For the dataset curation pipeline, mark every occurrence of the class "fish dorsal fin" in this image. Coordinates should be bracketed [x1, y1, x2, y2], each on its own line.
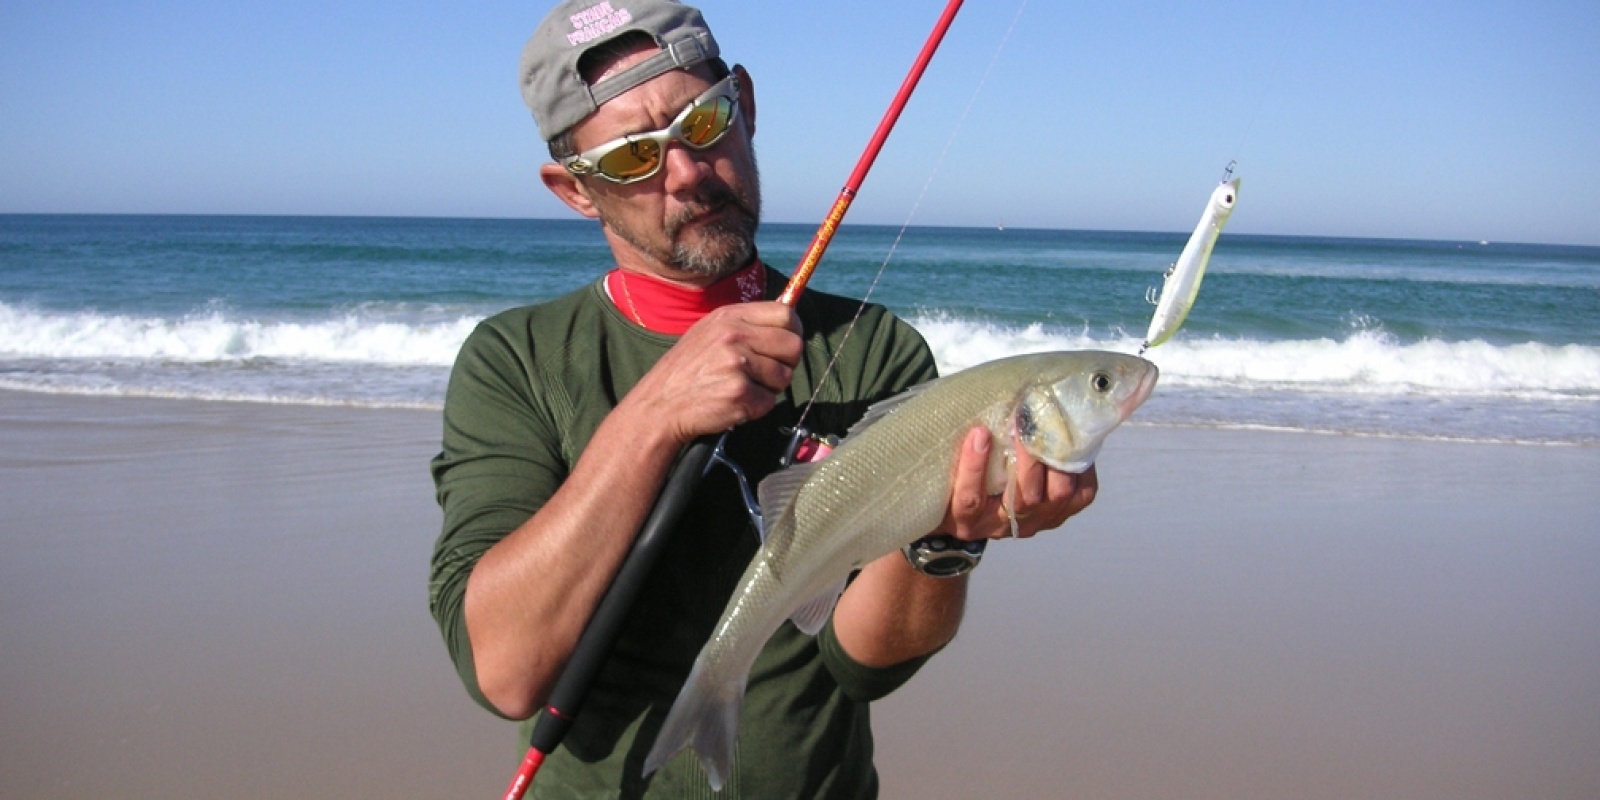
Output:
[755, 461, 818, 546]
[846, 378, 939, 439]
[788, 578, 847, 636]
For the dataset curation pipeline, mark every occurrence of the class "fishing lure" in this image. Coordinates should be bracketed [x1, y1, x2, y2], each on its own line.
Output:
[1141, 177, 1240, 352]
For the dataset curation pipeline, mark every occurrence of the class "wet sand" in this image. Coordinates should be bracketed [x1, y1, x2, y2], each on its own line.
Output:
[2, 391, 1597, 798]
[877, 423, 1600, 798]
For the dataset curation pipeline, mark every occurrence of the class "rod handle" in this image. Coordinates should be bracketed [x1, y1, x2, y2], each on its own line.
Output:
[526, 435, 719, 753]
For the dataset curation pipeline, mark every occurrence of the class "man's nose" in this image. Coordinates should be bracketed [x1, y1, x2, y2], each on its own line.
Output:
[660, 142, 712, 195]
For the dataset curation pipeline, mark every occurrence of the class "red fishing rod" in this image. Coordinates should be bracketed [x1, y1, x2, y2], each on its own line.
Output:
[501, 2, 967, 797]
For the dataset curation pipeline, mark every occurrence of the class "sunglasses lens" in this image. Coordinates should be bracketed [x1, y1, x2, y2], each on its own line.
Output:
[596, 139, 663, 182]
[577, 86, 736, 183]
[679, 96, 734, 147]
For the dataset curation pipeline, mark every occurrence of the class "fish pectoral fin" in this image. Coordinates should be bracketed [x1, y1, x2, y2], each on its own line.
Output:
[788, 578, 848, 636]
[756, 461, 816, 523]
[755, 462, 815, 553]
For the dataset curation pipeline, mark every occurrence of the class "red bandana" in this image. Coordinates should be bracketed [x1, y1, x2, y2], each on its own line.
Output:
[605, 261, 767, 335]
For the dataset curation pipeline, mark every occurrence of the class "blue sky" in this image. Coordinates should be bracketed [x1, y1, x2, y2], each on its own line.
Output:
[2, 0, 1596, 245]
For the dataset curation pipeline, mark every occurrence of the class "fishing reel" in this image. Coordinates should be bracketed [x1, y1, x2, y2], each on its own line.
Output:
[779, 426, 839, 468]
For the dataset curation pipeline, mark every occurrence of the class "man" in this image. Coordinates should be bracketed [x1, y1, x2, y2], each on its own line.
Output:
[429, 1, 1098, 796]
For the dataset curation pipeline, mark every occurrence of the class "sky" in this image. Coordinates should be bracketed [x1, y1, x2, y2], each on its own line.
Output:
[2, 0, 1597, 245]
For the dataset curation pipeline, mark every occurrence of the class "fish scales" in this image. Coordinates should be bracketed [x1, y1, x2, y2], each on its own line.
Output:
[644, 351, 1157, 790]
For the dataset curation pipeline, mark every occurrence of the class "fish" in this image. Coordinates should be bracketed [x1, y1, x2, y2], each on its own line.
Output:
[1142, 177, 1240, 351]
[642, 350, 1159, 789]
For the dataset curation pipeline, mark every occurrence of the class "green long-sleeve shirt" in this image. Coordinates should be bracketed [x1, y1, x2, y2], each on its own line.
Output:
[430, 266, 938, 798]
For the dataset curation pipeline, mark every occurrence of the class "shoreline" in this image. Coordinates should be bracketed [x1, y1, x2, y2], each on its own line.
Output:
[3, 391, 1597, 798]
[4, 383, 1593, 448]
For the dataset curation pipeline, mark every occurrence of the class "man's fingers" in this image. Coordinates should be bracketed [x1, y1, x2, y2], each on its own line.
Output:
[941, 428, 1103, 544]
[650, 302, 805, 437]
[712, 302, 804, 362]
[738, 351, 795, 394]
[1011, 442, 1048, 509]
[1065, 464, 1098, 511]
[948, 428, 991, 532]
[721, 299, 803, 334]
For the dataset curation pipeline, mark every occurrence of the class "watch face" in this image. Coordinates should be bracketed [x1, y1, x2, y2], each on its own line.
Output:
[920, 553, 975, 578]
[904, 536, 985, 577]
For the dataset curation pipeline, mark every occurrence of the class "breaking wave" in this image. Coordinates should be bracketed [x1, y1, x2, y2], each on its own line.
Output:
[0, 301, 476, 366]
[3, 303, 1596, 441]
[912, 314, 1600, 402]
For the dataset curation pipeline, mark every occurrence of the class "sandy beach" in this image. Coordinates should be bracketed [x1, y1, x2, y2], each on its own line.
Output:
[2, 390, 1596, 799]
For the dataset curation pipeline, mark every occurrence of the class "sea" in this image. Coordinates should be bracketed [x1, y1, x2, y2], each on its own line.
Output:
[3, 214, 1597, 445]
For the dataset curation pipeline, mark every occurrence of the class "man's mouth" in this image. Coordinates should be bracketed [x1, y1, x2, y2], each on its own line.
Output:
[670, 197, 743, 238]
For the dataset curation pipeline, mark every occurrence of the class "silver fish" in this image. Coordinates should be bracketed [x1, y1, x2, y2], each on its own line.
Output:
[1143, 177, 1240, 351]
[643, 350, 1158, 789]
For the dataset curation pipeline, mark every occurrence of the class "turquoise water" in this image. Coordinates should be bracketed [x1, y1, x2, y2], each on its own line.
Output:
[3, 214, 1597, 443]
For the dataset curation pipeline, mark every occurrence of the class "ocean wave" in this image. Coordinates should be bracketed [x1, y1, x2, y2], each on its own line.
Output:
[7, 302, 1597, 403]
[5, 305, 1597, 442]
[912, 315, 1600, 401]
[0, 377, 443, 410]
[0, 302, 476, 366]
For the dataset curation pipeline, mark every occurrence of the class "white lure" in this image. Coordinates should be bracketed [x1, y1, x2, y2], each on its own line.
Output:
[1142, 178, 1240, 351]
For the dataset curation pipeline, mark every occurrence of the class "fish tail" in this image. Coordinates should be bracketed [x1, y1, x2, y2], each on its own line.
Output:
[642, 657, 746, 791]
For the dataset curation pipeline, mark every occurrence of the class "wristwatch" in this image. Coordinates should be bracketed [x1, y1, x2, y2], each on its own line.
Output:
[901, 535, 985, 578]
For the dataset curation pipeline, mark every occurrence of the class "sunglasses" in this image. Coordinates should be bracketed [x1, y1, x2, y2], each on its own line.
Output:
[560, 73, 741, 185]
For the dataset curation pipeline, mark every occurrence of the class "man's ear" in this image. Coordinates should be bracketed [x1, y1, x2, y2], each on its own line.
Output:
[540, 162, 600, 219]
[733, 64, 755, 138]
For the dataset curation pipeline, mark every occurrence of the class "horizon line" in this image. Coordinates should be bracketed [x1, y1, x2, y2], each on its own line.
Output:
[1, 211, 1593, 250]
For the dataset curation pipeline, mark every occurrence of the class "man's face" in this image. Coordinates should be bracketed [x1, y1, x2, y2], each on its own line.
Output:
[566, 55, 761, 283]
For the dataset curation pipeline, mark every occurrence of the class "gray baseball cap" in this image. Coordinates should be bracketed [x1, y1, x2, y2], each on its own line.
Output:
[519, 0, 721, 142]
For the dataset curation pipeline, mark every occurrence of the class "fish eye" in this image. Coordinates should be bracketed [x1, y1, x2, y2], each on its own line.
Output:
[1090, 372, 1112, 393]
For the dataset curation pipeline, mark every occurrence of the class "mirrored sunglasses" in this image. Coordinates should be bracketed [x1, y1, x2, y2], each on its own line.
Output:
[561, 73, 741, 185]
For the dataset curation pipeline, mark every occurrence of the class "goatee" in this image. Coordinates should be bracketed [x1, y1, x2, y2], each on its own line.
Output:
[667, 168, 761, 280]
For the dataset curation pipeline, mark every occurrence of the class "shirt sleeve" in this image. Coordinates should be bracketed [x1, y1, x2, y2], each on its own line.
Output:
[816, 616, 938, 703]
[428, 318, 568, 716]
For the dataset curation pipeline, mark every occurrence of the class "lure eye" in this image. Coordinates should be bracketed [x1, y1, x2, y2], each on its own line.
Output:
[1090, 372, 1112, 393]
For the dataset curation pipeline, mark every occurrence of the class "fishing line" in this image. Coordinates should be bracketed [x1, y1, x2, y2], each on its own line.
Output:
[792, 0, 1032, 435]
[1138, 0, 1312, 356]
[1220, 0, 1313, 174]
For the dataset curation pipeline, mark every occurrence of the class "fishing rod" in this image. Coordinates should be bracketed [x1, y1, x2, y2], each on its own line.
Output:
[500, 2, 968, 797]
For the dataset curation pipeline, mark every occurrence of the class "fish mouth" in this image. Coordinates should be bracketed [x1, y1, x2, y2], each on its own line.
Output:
[1120, 363, 1159, 417]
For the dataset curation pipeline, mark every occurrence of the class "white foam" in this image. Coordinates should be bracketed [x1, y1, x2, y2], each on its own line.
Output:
[5, 305, 1596, 441]
[914, 315, 1600, 401]
[0, 302, 476, 366]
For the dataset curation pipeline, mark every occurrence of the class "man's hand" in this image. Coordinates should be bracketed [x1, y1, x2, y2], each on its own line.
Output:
[940, 427, 1099, 541]
[838, 428, 1096, 668]
[624, 301, 804, 445]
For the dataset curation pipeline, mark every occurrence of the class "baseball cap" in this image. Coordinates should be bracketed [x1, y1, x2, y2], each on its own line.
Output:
[519, 0, 721, 142]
